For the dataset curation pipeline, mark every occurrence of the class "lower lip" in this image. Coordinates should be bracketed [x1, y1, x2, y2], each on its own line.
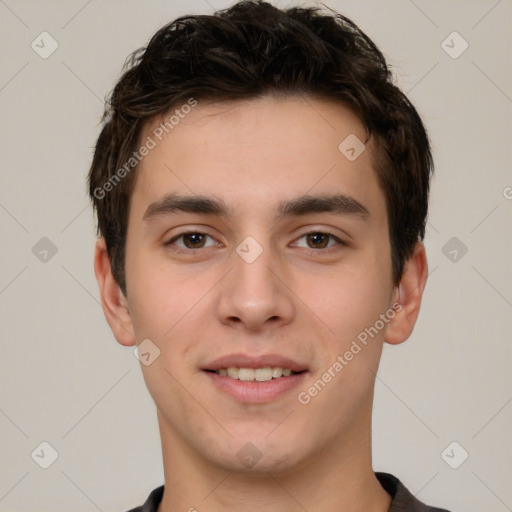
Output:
[203, 371, 308, 403]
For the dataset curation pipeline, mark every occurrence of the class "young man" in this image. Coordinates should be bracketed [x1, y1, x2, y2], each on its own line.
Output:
[88, 1, 451, 510]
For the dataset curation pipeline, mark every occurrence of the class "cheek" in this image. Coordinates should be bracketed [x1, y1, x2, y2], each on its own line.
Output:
[298, 269, 390, 428]
[126, 247, 197, 337]
[128, 278, 174, 339]
[125, 250, 220, 382]
[304, 259, 392, 342]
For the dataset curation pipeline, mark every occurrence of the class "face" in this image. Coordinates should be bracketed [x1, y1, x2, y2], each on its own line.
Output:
[119, 95, 402, 473]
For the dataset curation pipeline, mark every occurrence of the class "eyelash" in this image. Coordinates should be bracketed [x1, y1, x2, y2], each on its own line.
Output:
[164, 230, 346, 255]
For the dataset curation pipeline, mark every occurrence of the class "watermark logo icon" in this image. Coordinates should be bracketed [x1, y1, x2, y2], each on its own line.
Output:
[338, 134, 365, 161]
[133, 339, 161, 366]
[442, 236, 468, 263]
[236, 442, 263, 468]
[32, 237, 58, 263]
[441, 441, 469, 469]
[31, 441, 59, 469]
[441, 31, 468, 59]
[31, 32, 59, 59]
[236, 236, 263, 264]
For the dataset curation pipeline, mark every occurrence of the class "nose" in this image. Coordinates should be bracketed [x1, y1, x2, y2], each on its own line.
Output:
[216, 237, 295, 333]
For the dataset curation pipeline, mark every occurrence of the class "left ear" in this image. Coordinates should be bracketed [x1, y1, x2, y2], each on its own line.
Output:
[384, 241, 428, 345]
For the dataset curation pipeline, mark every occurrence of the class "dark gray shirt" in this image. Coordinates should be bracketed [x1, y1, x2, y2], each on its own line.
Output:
[126, 472, 452, 511]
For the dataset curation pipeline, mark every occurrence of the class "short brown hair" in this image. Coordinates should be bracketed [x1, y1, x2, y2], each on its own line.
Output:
[88, 0, 433, 296]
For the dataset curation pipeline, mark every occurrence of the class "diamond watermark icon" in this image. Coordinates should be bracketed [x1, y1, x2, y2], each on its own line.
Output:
[32, 237, 58, 263]
[441, 441, 469, 469]
[31, 441, 59, 469]
[31, 32, 59, 59]
[237, 442, 263, 468]
[441, 31, 468, 59]
[442, 236, 468, 263]
[338, 134, 365, 161]
[236, 236, 263, 264]
[133, 338, 161, 366]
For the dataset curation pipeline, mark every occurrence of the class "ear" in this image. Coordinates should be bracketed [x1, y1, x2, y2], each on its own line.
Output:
[384, 241, 428, 345]
[93, 237, 136, 346]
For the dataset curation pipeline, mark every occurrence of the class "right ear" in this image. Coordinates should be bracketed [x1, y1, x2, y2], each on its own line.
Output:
[93, 237, 136, 346]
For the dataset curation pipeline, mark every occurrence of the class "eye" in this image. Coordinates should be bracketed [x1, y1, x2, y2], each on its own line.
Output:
[164, 230, 345, 254]
[165, 231, 219, 251]
[293, 231, 344, 252]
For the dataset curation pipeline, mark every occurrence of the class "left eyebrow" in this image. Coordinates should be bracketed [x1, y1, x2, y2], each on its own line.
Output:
[142, 192, 370, 223]
[274, 193, 370, 222]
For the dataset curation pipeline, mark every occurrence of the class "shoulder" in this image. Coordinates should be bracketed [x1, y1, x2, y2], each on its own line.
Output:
[376, 472, 453, 512]
[124, 485, 164, 512]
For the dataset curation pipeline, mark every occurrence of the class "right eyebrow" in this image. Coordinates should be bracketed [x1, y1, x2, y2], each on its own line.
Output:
[143, 194, 231, 222]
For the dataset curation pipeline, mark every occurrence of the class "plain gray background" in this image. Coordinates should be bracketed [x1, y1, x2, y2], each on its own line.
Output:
[0, 1, 511, 511]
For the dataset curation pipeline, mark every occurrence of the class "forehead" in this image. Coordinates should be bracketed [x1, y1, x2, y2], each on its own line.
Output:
[130, 94, 384, 222]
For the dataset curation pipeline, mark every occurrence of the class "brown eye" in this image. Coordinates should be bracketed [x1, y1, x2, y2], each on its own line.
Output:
[305, 233, 330, 249]
[181, 233, 207, 248]
[292, 231, 346, 254]
[165, 232, 218, 251]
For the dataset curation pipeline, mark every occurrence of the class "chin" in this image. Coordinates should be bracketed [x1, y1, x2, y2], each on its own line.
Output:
[207, 434, 307, 475]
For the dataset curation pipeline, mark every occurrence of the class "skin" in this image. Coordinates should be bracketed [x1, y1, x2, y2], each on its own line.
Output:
[94, 95, 428, 512]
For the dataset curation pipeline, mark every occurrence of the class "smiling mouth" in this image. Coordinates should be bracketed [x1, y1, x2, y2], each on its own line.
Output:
[205, 367, 304, 382]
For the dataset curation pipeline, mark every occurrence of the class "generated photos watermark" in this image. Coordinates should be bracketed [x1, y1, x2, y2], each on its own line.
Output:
[297, 302, 402, 404]
[93, 97, 198, 200]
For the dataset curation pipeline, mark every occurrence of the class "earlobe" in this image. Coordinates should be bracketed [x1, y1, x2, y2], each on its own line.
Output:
[384, 242, 428, 345]
[93, 237, 136, 346]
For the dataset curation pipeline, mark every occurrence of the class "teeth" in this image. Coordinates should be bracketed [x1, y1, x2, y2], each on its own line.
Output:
[216, 366, 297, 381]
[272, 367, 282, 378]
[227, 367, 239, 379]
[238, 368, 256, 381]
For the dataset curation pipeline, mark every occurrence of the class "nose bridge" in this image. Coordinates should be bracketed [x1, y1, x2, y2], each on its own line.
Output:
[238, 234, 274, 283]
[233, 233, 278, 304]
[217, 233, 294, 329]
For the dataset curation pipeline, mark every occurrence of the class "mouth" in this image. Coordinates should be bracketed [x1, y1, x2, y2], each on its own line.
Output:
[204, 366, 302, 381]
[202, 354, 308, 403]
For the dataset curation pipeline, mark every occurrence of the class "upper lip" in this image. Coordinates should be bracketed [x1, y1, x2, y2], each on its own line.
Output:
[203, 353, 308, 372]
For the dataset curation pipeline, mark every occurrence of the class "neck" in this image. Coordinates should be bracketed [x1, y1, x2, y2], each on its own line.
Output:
[156, 406, 391, 512]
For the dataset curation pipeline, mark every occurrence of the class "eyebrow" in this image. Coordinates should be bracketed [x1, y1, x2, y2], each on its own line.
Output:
[143, 192, 370, 223]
